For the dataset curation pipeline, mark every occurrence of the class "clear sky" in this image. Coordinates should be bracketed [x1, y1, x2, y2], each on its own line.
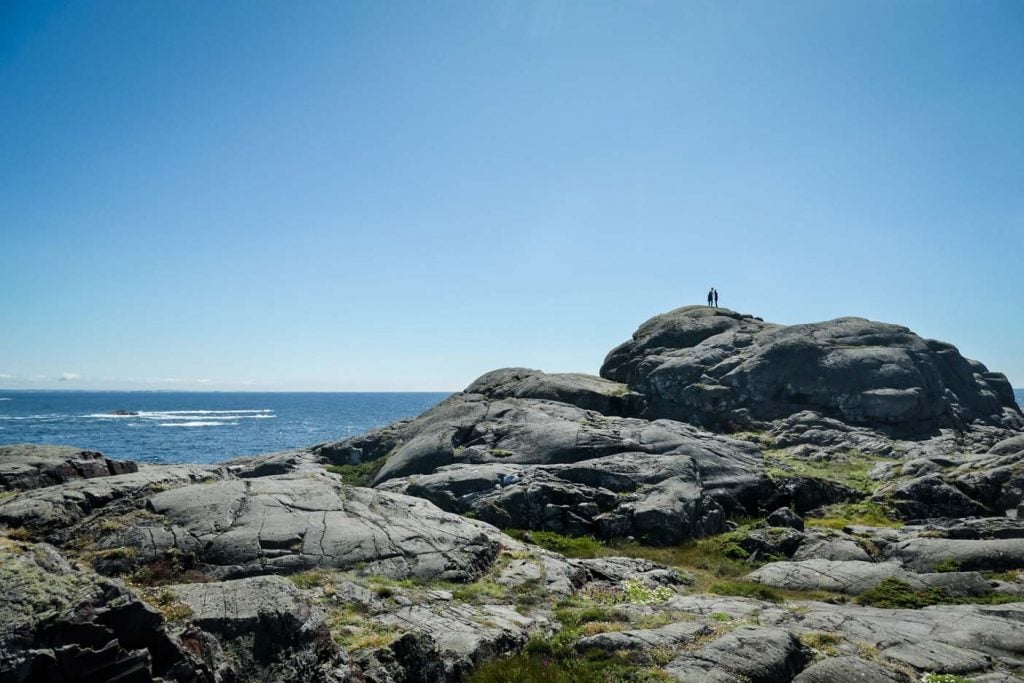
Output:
[1, 1, 1022, 391]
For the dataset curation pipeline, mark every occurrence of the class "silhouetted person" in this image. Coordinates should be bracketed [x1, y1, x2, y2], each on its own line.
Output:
[707, 288, 714, 306]
[713, 288, 719, 307]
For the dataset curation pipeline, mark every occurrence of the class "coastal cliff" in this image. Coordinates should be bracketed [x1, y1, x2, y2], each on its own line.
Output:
[3, 308, 1024, 682]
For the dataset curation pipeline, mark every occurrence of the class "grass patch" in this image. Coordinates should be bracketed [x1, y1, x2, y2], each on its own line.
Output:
[709, 580, 783, 602]
[289, 570, 332, 589]
[325, 459, 386, 487]
[933, 559, 960, 573]
[855, 578, 1022, 609]
[141, 587, 194, 622]
[921, 675, 972, 683]
[764, 448, 882, 493]
[507, 530, 605, 559]
[805, 501, 902, 529]
[464, 650, 672, 683]
[799, 632, 842, 656]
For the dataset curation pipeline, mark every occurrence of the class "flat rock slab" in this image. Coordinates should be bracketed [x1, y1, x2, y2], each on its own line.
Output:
[0, 443, 138, 492]
[0, 464, 223, 532]
[574, 621, 712, 653]
[746, 559, 992, 596]
[792, 656, 907, 683]
[888, 537, 1024, 572]
[375, 602, 543, 677]
[665, 626, 812, 683]
[133, 472, 507, 581]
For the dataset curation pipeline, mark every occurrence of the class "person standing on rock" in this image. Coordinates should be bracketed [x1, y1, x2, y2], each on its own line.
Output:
[707, 288, 714, 307]
[713, 288, 719, 307]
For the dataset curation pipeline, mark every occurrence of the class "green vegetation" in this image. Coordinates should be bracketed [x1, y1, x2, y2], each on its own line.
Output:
[805, 501, 902, 530]
[464, 649, 673, 683]
[920, 675, 972, 683]
[764, 448, 882, 493]
[325, 459, 385, 487]
[799, 632, 842, 656]
[289, 570, 333, 589]
[708, 580, 782, 602]
[933, 559, 960, 573]
[855, 578, 1020, 609]
[142, 587, 194, 622]
[507, 530, 605, 559]
[621, 578, 673, 605]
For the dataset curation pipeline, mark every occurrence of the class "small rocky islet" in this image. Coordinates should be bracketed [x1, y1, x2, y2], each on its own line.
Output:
[2, 306, 1023, 683]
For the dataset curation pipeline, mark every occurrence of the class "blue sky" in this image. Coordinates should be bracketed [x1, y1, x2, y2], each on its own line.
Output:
[1, 1, 1022, 391]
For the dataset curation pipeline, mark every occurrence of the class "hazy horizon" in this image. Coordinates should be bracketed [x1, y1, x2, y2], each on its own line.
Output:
[3, 2, 1022, 391]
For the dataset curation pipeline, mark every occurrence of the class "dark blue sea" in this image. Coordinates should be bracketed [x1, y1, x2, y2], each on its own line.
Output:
[0, 391, 449, 464]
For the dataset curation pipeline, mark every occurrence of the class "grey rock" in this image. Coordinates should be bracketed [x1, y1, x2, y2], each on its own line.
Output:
[746, 559, 993, 596]
[464, 367, 644, 416]
[570, 556, 693, 589]
[166, 576, 345, 682]
[886, 537, 1024, 572]
[0, 540, 205, 682]
[792, 656, 908, 682]
[0, 443, 138, 492]
[665, 626, 812, 683]
[879, 473, 994, 519]
[373, 602, 544, 680]
[766, 507, 805, 531]
[123, 472, 507, 581]
[0, 464, 224, 533]
[600, 306, 1022, 433]
[574, 621, 712, 653]
[791, 535, 873, 562]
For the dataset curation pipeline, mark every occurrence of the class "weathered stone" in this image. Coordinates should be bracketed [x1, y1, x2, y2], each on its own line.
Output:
[0, 540, 204, 682]
[792, 656, 908, 682]
[0, 444, 138, 492]
[119, 472, 507, 581]
[746, 559, 993, 596]
[665, 626, 812, 683]
[574, 621, 712, 653]
[600, 307, 1022, 433]
[166, 576, 346, 682]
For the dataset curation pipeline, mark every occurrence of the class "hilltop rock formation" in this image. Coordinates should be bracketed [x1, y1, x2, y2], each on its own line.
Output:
[3, 305, 1024, 682]
[601, 306, 1021, 433]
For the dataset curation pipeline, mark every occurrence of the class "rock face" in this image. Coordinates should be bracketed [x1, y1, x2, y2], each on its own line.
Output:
[108, 472, 508, 581]
[0, 444, 138, 492]
[0, 540, 205, 682]
[600, 306, 1022, 433]
[166, 576, 346, 682]
[330, 389, 768, 544]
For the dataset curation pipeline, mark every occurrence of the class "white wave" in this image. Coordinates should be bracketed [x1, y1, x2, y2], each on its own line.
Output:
[158, 421, 238, 427]
[0, 398, 11, 401]
[0, 414, 63, 420]
[85, 409, 274, 420]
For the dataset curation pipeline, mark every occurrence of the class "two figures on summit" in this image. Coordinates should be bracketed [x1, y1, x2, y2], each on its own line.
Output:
[707, 287, 719, 308]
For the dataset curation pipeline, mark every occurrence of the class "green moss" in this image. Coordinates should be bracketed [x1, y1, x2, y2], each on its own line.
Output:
[933, 558, 960, 573]
[921, 675, 972, 683]
[764, 448, 883, 493]
[325, 459, 385, 487]
[464, 650, 672, 683]
[806, 501, 902, 529]
[506, 530, 604, 559]
[708, 580, 783, 602]
[855, 578, 1021, 609]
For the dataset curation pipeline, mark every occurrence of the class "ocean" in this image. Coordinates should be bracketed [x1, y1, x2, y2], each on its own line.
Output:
[1, 389, 1021, 466]
[0, 391, 449, 465]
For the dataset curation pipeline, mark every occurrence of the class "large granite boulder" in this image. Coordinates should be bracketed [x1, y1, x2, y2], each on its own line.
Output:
[0, 444, 138, 492]
[101, 471, 508, 581]
[464, 367, 644, 416]
[600, 306, 1022, 433]
[334, 389, 768, 543]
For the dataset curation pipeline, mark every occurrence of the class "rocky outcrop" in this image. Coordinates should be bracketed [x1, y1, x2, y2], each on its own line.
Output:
[600, 306, 1022, 433]
[0, 444, 138, 492]
[464, 367, 644, 416]
[97, 471, 509, 581]
[0, 540, 206, 682]
[164, 576, 346, 682]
